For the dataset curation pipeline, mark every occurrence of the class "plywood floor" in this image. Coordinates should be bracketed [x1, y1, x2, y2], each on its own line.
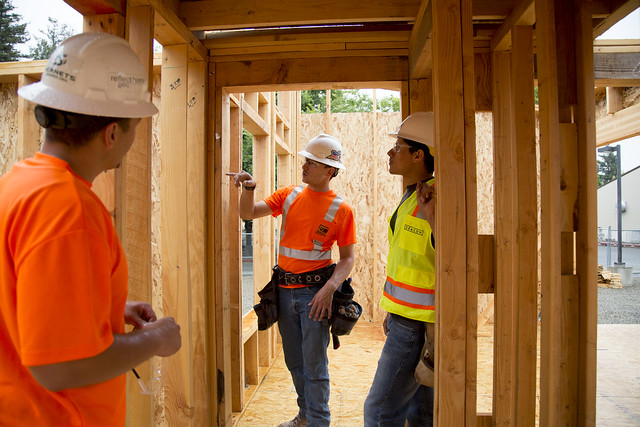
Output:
[233, 322, 640, 426]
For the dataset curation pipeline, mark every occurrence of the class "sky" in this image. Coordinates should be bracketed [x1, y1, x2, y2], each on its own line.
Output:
[10, 1, 640, 171]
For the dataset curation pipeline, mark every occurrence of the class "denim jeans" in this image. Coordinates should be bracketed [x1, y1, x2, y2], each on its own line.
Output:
[278, 285, 331, 427]
[363, 314, 434, 426]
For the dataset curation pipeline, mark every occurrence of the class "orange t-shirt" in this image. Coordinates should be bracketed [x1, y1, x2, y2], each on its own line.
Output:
[264, 185, 356, 275]
[0, 153, 127, 426]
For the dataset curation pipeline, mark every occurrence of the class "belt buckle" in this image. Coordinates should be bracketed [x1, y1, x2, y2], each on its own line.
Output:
[284, 272, 297, 285]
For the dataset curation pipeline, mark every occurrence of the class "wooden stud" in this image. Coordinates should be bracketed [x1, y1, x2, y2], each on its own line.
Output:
[123, 6, 154, 425]
[16, 75, 40, 160]
[229, 102, 245, 412]
[573, 0, 598, 423]
[512, 25, 538, 425]
[491, 49, 517, 425]
[431, 0, 470, 424]
[186, 58, 209, 425]
[606, 87, 623, 114]
[159, 43, 193, 425]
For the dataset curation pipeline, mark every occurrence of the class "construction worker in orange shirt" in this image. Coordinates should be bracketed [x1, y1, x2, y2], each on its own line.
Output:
[228, 133, 357, 427]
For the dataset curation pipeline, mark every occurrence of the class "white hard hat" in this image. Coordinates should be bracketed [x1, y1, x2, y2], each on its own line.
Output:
[298, 134, 345, 170]
[18, 32, 157, 118]
[389, 112, 434, 156]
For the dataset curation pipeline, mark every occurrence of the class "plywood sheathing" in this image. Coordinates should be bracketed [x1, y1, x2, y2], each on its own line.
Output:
[0, 84, 19, 176]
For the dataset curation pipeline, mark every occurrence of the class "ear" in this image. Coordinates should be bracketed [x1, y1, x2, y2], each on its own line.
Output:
[412, 148, 425, 163]
[103, 122, 119, 150]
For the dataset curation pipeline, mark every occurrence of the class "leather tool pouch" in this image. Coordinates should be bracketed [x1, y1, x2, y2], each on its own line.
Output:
[253, 266, 279, 331]
[414, 322, 435, 387]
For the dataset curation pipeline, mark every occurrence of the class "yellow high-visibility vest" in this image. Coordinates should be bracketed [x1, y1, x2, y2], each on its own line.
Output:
[379, 181, 435, 322]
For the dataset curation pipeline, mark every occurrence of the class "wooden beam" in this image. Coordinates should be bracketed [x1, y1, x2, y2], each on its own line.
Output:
[181, 0, 422, 31]
[592, 0, 640, 39]
[0, 60, 46, 83]
[214, 57, 408, 91]
[490, 0, 535, 52]
[594, 52, 640, 83]
[130, 0, 207, 60]
[596, 103, 640, 145]
[408, 0, 433, 79]
[63, 0, 120, 15]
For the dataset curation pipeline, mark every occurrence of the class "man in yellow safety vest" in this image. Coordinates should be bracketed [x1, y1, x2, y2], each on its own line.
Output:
[364, 112, 436, 426]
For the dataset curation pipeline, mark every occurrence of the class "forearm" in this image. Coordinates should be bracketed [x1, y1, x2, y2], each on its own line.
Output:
[29, 319, 179, 392]
[325, 254, 355, 292]
[238, 188, 256, 219]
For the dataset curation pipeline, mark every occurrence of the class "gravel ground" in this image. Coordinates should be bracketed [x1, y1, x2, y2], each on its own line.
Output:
[598, 274, 640, 324]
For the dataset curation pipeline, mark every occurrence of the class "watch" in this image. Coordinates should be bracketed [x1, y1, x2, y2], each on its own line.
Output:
[243, 183, 256, 191]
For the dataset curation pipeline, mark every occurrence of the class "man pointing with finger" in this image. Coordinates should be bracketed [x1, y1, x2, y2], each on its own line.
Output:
[228, 133, 356, 427]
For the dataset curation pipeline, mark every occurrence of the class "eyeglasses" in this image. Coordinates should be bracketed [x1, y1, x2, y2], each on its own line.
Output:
[391, 142, 412, 153]
[304, 158, 329, 168]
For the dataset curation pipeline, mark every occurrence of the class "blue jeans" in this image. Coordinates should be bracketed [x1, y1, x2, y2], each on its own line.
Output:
[363, 314, 434, 426]
[278, 285, 331, 427]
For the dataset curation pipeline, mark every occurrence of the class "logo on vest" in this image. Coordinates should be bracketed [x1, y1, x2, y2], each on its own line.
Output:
[316, 224, 329, 236]
[404, 224, 424, 236]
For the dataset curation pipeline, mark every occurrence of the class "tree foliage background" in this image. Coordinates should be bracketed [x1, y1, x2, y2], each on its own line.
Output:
[0, 0, 29, 62]
[29, 17, 75, 60]
[597, 151, 618, 187]
[301, 89, 399, 113]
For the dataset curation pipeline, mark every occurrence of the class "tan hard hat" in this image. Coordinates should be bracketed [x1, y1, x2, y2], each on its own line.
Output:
[298, 134, 346, 170]
[389, 112, 434, 156]
[18, 32, 157, 118]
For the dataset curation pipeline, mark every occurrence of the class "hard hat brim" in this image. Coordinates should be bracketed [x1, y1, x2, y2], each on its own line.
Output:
[299, 150, 346, 170]
[18, 82, 159, 118]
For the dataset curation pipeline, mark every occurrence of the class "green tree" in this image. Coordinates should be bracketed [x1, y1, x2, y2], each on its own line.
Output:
[330, 89, 373, 113]
[597, 151, 617, 187]
[28, 17, 75, 60]
[301, 90, 326, 113]
[377, 94, 400, 112]
[0, 0, 29, 62]
[242, 129, 253, 175]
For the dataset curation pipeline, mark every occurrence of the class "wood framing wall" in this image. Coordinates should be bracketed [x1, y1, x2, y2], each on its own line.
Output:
[4, 0, 640, 424]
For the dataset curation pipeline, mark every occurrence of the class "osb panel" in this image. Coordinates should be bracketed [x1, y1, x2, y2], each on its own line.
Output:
[0, 83, 19, 176]
[300, 112, 402, 322]
[476, 112, 494, 235]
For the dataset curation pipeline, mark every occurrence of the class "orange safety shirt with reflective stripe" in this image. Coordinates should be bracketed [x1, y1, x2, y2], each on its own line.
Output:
[0, 153, 127, 426]
[380, 179, 435, 322]
[264, 185, 356, 283]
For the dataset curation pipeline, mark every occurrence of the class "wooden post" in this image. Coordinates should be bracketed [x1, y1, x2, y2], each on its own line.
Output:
[123, 6, 154, 425]
[511, 25, 538, 425]
[573, 0, 598, 423]
[159, 43, 193, 426]
[186, 56, 209, 425]
[491, 49, 517, 424]
[17, 75, 39, 160]
[431, 0, 474, 424]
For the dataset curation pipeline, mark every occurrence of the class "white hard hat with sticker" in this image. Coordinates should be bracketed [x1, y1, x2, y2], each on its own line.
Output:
[18, 32, 157, 118]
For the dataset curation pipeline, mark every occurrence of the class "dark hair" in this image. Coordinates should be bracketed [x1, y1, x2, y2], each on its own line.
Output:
[403, 138, 434, 174]
[36, 106, 131, 147]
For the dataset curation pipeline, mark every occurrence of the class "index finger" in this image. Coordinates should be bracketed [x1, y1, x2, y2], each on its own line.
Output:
[226, 172, 238, 176]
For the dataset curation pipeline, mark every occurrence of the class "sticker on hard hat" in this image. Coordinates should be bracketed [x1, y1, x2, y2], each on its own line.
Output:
[326, 150, 342, 162]
[110, 73, 145, 90]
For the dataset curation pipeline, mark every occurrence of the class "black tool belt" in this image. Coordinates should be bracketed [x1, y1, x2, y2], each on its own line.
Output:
[276, 263, 336, 286]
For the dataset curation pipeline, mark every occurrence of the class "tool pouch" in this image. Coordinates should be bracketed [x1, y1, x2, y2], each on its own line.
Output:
[328, 278, 362, 349]
[414, 322, 435, 387]
[253, 266, 279, 331]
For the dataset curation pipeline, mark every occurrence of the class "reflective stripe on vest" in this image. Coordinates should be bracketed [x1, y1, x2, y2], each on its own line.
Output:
[383, 276, 434, 309]
[279, 186, 343, 261]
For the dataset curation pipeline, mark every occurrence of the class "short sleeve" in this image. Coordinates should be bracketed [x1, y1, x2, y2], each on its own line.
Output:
[263, 185, 296, 217]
